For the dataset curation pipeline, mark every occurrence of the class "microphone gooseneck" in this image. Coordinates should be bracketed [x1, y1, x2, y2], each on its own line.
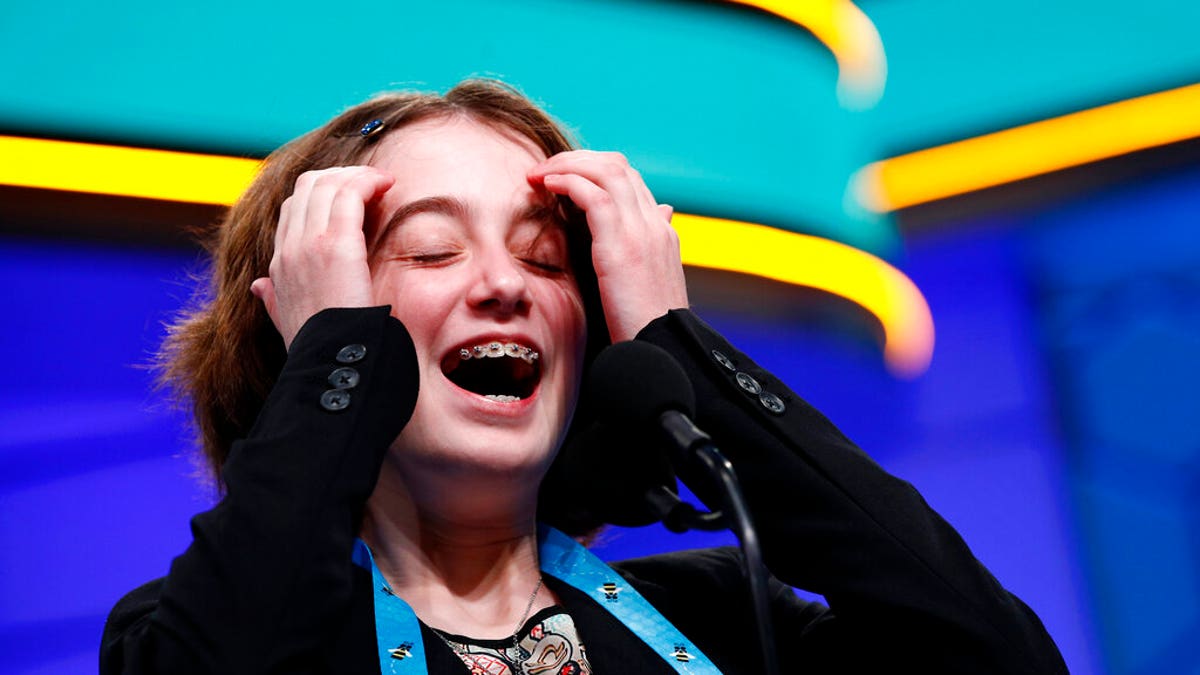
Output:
[586, 341, 780, 675]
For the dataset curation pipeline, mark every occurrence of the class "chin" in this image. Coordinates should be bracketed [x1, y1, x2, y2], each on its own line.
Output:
[387, 419, 563, 482]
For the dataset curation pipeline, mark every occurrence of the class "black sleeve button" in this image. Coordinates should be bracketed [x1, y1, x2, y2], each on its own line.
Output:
[711, 349, 737, 372]
[759, 391, 786, 414]
[336, 344, 367, 363]
[735, 372, 762, 395]
[320, 389, 352, 412]
[328, 366, 361, 390]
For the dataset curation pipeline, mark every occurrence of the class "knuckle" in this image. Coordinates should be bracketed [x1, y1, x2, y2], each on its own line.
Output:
[311, 232, 356, 260]
[329, 196, 367, 227]
[598, 162, 625, 181]
[293, 171, 319, 191]
[310, 182, 340, 202]
[602, 151, 630, 167]
[591, 190, 616, 209]
[298, 169, 348, 196]
[309, 231, 336, 255]
[333, 181, 366, 204]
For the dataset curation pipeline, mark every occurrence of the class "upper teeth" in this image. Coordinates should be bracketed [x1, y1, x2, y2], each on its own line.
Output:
[459, 341, 539, 364]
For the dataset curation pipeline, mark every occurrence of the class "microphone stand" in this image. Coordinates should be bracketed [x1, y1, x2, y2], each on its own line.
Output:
[652, 412, 781, 675]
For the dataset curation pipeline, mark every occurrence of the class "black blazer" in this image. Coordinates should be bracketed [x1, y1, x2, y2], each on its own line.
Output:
[101, 308, 1067, 674]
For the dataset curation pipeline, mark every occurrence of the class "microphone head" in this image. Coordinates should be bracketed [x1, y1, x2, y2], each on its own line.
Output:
[537, 341, 694, 530]
[587, 341, 696, 428]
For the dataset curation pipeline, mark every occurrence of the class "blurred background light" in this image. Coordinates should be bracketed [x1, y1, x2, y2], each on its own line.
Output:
[729, 0, 887, 108]
[854, 83, 1200, 212]
[0, 135, 260, 206]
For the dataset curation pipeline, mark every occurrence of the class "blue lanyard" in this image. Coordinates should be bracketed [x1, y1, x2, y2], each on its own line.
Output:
[353, 526, 721, 674]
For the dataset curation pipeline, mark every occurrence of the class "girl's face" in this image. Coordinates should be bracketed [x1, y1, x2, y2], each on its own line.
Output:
[367, 116, 587, 487]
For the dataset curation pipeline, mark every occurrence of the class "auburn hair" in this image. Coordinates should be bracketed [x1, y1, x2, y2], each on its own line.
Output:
[161, 80, 609, 533]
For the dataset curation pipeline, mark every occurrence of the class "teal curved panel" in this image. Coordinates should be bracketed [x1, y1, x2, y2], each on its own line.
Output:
[861, 0, 1200, 151]
[0, 0, 892, 254]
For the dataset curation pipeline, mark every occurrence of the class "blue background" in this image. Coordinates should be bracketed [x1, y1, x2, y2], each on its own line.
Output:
[3, 2, 1200, 673]
[6, 163, 1200, 675]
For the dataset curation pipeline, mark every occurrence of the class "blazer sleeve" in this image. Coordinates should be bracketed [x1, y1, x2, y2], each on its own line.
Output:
[635, 309, 1068, 674]
[100, 307, 417, 675]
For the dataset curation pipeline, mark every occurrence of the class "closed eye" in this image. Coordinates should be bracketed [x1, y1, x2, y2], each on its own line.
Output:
[521, 258, 567, 274]
[403, 251, 460, 265]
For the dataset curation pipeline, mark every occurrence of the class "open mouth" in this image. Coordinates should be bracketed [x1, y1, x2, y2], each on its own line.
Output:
[441, 341, 541, 402]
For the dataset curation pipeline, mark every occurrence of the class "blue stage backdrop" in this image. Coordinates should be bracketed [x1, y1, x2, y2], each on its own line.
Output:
[5, 158, 1200, 675]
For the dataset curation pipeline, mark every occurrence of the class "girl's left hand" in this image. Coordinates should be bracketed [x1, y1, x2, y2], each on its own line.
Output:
[529, 151, 688, 342]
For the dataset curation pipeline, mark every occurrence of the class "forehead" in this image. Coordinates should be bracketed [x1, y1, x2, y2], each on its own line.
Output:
[368, 116, 547, 198]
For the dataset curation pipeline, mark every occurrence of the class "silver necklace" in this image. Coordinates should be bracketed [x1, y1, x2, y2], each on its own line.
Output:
[431, 574, 546, 657]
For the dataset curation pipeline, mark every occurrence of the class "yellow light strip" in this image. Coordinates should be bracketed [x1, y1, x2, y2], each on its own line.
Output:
[856, 82, 1200, 212]
[0, 134, 936, 376]
[0, 135, 260, 206]
[726, 0, 886, 108]
[674, 213, 934, 377]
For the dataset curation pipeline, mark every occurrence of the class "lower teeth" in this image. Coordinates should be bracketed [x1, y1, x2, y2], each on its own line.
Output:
[484, 394, 521, 402]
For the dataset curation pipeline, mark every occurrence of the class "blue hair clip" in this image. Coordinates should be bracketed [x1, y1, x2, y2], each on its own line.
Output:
[360, 119, 384, 137]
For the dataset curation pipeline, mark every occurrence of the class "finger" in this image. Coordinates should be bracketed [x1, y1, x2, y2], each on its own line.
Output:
[326, 169, 395, 239]
[277, 168, 341, 269]
[285, 167, 360, 236]
[298, 167, 393, 240]
[250, 277, 281, 338]
[532, 151, 649, 216]
[284, 169, 328, 242]
[298, 169, 347, 245]
[274, 194, 295, 261]
[541, 172, 620, 230]
[529, 149, 621, 179]
[658, 203, 674, 223]
[531, 151, 633, 191]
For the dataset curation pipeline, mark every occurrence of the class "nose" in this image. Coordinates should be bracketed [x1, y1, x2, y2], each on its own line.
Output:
[466, 248, 530, 316]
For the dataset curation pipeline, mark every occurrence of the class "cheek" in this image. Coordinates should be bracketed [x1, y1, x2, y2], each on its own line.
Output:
[369, 271, 406, 320]
[545, 283, 588, 375]
[370, 270, 447, 342]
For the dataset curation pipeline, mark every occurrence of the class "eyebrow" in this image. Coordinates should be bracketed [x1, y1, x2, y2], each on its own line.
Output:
[375, 195, 564, 246]
[375, 195, 468, 246]
[517, 201, 564, 229]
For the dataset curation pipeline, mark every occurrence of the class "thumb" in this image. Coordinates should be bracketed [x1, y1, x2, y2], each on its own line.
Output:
[657, 203, 674, 223]
[250, 277, 282, 336]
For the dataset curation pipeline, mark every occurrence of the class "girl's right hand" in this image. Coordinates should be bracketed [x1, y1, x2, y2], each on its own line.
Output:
[250, 166, 395, 349]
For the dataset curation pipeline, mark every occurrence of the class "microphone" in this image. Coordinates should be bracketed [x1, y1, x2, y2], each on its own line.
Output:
[587, 340, 710, 474]
[539, 341, 700, 530]
[586, 340, 781, 675]
[584, 341, 727, 531]
[587, 341, 694, 422]
[545, 420, 678, 528]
